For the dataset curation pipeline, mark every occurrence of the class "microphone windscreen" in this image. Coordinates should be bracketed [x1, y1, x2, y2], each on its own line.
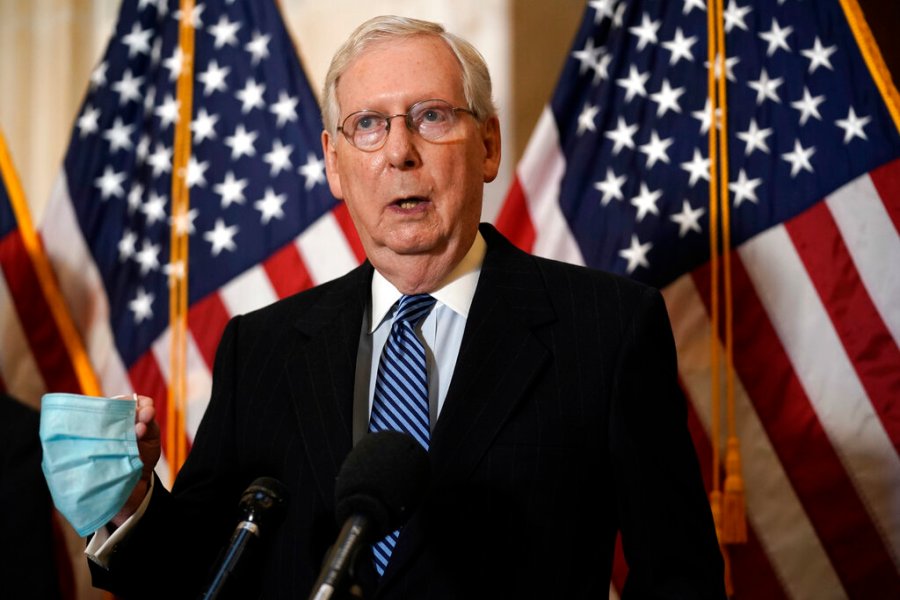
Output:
[334, 431, 430, 540]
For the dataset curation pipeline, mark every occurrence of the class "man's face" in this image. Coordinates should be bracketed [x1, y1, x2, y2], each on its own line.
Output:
[322, 35, 501, 276]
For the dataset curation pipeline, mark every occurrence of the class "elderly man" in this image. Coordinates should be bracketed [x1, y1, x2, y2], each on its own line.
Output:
[88, 15, 724, 599]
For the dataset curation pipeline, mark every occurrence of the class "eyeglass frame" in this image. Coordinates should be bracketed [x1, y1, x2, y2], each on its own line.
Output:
[336, 98, 478, 152]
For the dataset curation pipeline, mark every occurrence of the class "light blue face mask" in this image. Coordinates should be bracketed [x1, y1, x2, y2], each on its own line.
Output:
[39, 393, 143, 537]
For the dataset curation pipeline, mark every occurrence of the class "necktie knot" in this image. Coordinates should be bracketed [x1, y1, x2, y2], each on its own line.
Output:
[395, 294, 436, 327]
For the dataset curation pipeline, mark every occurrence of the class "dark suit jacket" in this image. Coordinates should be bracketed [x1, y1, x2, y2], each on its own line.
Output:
[92, 224, 724, 599]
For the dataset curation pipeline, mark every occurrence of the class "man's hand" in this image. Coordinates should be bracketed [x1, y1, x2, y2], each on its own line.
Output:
[111, 394, 161, 526]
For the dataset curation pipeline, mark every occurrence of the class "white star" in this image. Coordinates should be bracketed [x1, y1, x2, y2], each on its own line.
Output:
[682, 0, 706, 15]
[729, 168, 763, 207]
[638, 131, 674, 168]
[121, 23, 153, 57]
[791, 87, 825, 126]
[649, 79, 685, 117]
[254, 188, 287, 225]
[630, 182, 663, 221]
[263, 140, 293, 176]
[681, 149, 711, 187]
[270, 91, 299, 127]
[155, 94, 180, 128]
[147, 143, 173, 177]
[77, 105, 101, 137]
[169, 208, 199, 235]
[127, 183, 143, 214]
[103, 117, 135, 153]
[705, 53, 740, 82]
[589, 0, 617, 23]
[163, 260, 186, 286]
[736, 118, 772, 155]
[661, 28, 697, 65]
[94, 166, 126, 200]
[128, 287, 154, 324]
[198, 60, 230, 96]
[299, 153, 326, 190]
[118, 229, 137, 261]
[112, 69, 144, 105]
[616, 65, 650, 103]
[572, 37, 603, 76]
[143, 85, 156, 114]
[801, 37, 838, 73]
[135, 135, 150, 164]
[592, 53, 613, 83]
[593, 168, 626, 206]
[723, 0, 752, 33]
[141, 192, 167, 225]
[619, 234, 652, 274]
[245, 31, 271, 65]
[758, 18, 793, 57]
[90, 61, 108, 88]
[782, 139, 816, 177]
[628, 13, 661, 51]
[174, 3, 204, 28]
[208, 14, 240, 48]
[204, 218, 239, 256]
[612, 2, 626, 28]
[134, 239, 161, 275]
[748, 68, 783, 105]
[191, 108, 219, 143]
[225, 125, 258, 160]
[163, 47, 185, 82]
[577, 103, 600, 135]
[184, 157, 210, 188]
[604, 116, 638, 155]
[835, 106, 871, 144]
[150, 36, 163, 67]
[670, 200, 706, 237]
[214, 172, 249, 208]
[236, 78, 266, 113]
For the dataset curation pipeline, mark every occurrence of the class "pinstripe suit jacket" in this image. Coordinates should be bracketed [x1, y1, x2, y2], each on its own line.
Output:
[91, 224, 724, 599]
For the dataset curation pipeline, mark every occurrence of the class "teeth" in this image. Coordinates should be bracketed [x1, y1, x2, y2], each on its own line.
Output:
[398, 199, 420, 209]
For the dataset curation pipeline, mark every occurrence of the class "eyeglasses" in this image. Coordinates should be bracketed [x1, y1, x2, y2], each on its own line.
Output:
[337, 98, 476, 152]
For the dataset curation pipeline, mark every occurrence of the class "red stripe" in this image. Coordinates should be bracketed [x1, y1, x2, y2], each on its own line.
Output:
[0, 230, 81, 394]
[494, 177, 536, 253]
[263, 241, 313, 298]
[331, 203, 366, 262]
[0, 370, 6, 394]
[692, 256, 900, 597]
[786, 201, 900, 454]
[611, 533, 627, 593]
[128, 349, 192, 462]
[188, 292, 232, 371]
[869, 157, 900, 234]
[684, 393, 788, 600]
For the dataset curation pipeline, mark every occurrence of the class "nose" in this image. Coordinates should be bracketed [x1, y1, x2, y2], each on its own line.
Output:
[382, 114, 421, 169]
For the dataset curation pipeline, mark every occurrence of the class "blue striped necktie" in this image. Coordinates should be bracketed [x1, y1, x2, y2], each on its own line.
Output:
[368, 293, 436, 575]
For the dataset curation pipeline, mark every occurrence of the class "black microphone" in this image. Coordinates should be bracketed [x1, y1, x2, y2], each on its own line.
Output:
[308, 431, 430, 600]
[201, 477, 288, 600]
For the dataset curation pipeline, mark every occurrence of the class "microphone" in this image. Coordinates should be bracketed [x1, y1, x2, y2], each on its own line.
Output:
[308, 431, 430, 600]
[201, 477, 288, 600]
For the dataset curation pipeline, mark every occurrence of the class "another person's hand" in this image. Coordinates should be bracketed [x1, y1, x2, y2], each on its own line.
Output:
[111, 394, 160, 526]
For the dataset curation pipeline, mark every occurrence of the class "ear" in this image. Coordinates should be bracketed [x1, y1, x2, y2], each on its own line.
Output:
[480, 116, 502, 183]
[322, 129, 344, 200]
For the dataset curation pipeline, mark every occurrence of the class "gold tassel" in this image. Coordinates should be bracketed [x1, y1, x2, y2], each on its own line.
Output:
[722, 436, 747, 543]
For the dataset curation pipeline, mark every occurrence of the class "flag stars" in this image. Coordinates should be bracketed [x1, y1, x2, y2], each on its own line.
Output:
[801, 37, 838, 73]
[77, 105, 101, 137]
[103, 117, 135, 153]
[90, 61, 108, 88]
[118, 230, 137, 261]
[155, 94, 180, 128]
[836, 106, 871, 143]
[630, 182, 663, 221]
[729, 168, 763, 206]
[208, 14, 240, 48]
[628, 13, 661, 51]
[616, 65, 650, 103]
[681, 149, 711, 187]
[649, 79, 685, 117]
[270, 91, 299, 127]
[214, 171, 249, 208]
[245, 31, 271, 65]
[758, 18, 793, 57]
[705, 53, 739, 83]
[94, 166, 126, 200]
[128, 287, 154, 324]
[198, 60, 230, 96]
[661, 28, 697, 65]
[236, 79, 266, 113]
[204, 218, 239, 256]
[112, 69, 144, 105]
[723, 0, 752, 33]
[164, 47, 186, 82]
[589, 0, 617, 23]
[147, 143, 173, 177]
[682, 0, 706, 15]
[577, 103, 600, 135]
[572, 37, 603, 76]
[174, 2, 204, 28]
[592, 53, 613, 84]
[127, 183, 144, 214]
[619, 234, 652, 274]
[736, 118, 772, 155]
[605, 116, 638, 155]
[121, 23, 153, 57]
[225, 124, 258, 160]
[693, 98, 722, 134]
[782, 139, 815, 177]
[254, 188, 287, 224]
[791, 87, 825, 126]
[748, 68, 783, 105]
[670, 200, 706, 237]
[593, 168, 626, 206]
[141, 192, 167, 225]
[638, 131, 674, 168]
[170, 208, 199, 235]
[134, 239, 161, 275]
[185, 157, 210, 188]
[191, 108, 219, 144]
[299, 153, 326, 190]
[263, 140, 294, 176]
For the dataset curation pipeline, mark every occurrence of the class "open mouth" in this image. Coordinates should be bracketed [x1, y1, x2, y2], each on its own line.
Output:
[393, 197, 428, 209]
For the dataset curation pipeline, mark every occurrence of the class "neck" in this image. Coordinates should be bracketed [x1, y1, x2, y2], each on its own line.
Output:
[371, 231, 478, 295]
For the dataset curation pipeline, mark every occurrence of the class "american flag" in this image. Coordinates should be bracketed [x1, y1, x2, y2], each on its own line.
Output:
[39, 0, 363, 483]
[496, 0, 900, 598]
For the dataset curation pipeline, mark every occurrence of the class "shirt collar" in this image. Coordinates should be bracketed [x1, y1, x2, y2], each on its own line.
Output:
[370, 231, 486, 332]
